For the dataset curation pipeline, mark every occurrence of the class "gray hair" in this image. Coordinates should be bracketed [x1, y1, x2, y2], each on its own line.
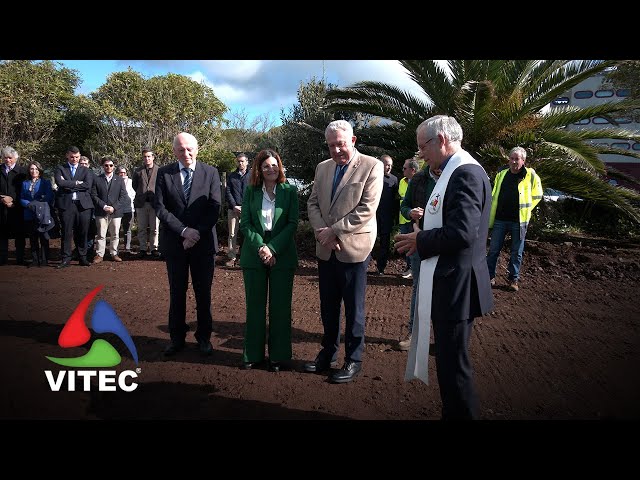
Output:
[407, 159, 420, 171]
[325, 119, 353, 138]
[380, 154, 393, 163]
[417, 115, 463, 143]
[1, 146, 19, 159]
[509, 146, 527, 160]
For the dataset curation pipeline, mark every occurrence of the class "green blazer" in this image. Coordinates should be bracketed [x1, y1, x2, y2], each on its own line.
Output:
[239, 182, 299, 270]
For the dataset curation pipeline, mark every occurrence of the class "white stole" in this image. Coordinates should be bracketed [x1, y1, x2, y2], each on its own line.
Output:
[404, 149, 481, 384]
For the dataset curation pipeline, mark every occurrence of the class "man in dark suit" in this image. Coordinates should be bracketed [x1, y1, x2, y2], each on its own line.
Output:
[395, 115, 494, 420]
[90, 156, 128, 263]
[53, 146, 94, 268]
[224, 152, 249, 267]
[132, 148, 160, 258]
[0, 146, 28, 265]
[154, 132, 221, 357]
[374, 154, 398, 275]
[75, 155, 96, 260]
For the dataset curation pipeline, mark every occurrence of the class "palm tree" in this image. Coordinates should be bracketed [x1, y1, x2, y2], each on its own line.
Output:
[325, 60, 640, 222]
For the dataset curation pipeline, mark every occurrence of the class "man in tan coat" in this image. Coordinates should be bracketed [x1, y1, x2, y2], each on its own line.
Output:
[304, 120, 383, 383]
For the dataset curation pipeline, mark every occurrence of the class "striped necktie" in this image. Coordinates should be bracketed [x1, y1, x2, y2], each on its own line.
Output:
[182, 168, 192, 203]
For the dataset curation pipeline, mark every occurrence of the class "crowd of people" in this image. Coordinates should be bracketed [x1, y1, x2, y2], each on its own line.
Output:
[1, 116, 543, 420]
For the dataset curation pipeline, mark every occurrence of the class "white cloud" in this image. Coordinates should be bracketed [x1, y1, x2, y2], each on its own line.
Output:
[199, 60, 263, 81]
[107, 60, 432, 124]
[189, 71, 250, 103]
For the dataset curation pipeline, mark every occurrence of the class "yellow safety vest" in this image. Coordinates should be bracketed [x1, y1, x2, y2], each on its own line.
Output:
[399, 177, 410, 224]
[489, 167, 543, 236]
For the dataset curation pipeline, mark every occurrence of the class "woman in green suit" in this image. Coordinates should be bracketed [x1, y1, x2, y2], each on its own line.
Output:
[239, 149, 299, 372]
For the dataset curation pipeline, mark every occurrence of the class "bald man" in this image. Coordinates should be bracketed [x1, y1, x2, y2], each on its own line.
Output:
[154, 132, 222, 357]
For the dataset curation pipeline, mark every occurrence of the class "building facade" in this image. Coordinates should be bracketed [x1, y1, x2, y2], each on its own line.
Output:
[551, 70, 640, 188]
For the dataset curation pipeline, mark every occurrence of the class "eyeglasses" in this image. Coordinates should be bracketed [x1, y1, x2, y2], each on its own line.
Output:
[262, 165, 278, 171]
[418, 137, 436, 151]
[104, 164, 114, 168]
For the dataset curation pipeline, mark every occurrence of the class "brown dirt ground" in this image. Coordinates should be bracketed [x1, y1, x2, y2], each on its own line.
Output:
[1, 235, 639, 421]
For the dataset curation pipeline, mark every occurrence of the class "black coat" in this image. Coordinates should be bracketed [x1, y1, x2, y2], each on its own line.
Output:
[0, 164, 28, 237]
[376, 173, 398, 234]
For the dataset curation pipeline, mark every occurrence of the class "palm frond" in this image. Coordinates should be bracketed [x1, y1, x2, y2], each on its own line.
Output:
[325, 81, 431, 126]
[536, 158, 640, 222]
[400, 60, 456, 113]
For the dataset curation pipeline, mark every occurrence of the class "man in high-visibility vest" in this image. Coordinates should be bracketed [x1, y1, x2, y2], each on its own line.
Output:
[486, 147, 543, 292]
[398, 158, 419, 279]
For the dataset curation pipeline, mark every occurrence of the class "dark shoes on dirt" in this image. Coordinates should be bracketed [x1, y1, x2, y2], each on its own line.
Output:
[303, 352, 361, 383]
[241, 359, 286, 372]
[198, 339, 213, 356]
[163, 339, 212, 357]
[329, 361, 362, 384]
[163, 341, 185, 356]
[303, 353, 334, 373]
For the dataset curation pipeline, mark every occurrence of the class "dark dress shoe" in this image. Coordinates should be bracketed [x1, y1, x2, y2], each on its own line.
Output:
[197, 339, 213, 356]
[163, 341, 185, 356]
[241, 360, 264, 370]
[268, 361, 283, 372]
[79, 257, 91, 266]
[303, 353, 334, 374]
[56, 261, 71, 269]
[329, 361, 362, 384]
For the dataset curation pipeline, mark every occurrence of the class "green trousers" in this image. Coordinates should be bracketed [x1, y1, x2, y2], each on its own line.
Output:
[242, 267, 294, 363]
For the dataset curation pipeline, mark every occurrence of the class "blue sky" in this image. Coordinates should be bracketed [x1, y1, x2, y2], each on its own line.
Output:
[57, 60, 429, 127]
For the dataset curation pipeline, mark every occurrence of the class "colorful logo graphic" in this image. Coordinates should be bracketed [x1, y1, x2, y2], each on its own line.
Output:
[46, 285, 139, 368]
[427, 193, 441, 215]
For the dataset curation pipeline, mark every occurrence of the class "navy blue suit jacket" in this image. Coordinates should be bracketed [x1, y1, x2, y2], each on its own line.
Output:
[20, 178, 54, 221]
[54, 164, 94, 210]
[154, 161, 221, 255]
[416, 163, 494, 321]
[225, 169, 248, 208]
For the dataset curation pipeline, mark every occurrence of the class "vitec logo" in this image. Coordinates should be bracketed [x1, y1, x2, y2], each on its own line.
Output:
[45, 285, 140, 392]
